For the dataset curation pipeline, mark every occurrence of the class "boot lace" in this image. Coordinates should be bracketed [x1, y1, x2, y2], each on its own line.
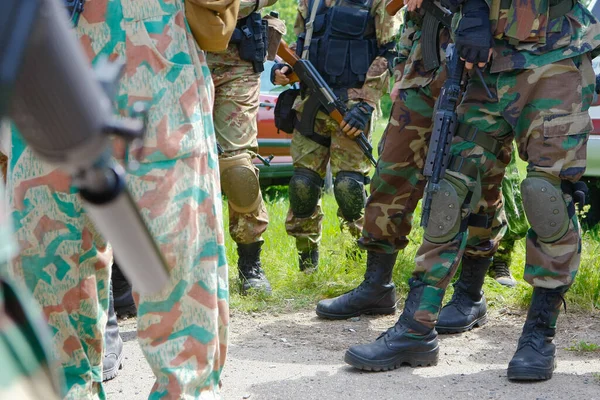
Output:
[491, 260, 511, 279]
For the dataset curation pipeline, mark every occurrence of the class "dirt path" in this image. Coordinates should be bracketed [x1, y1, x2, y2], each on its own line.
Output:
[106, 309, 600, 399]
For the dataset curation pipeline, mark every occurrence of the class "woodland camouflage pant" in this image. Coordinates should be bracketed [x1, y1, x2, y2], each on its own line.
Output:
[359, 66, 507, 260]
[410, 55, 595, 329]
[285, 110, 373, 251]
[207, 47, 269, 245]
[7, 1, 229, 399]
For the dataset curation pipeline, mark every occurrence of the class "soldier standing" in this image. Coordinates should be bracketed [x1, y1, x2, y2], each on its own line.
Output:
[344, 0, 600, 381]
[272, 0, 401, 271]
[207, 0, 279, 295]
[6, 0, 230, 397]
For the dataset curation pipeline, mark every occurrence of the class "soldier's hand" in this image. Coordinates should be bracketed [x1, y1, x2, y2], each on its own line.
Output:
[404, 0, 423, 11]
[271, 63, 291, 86]
[455, 0, 493, 70]
[341, 101, 374, 138]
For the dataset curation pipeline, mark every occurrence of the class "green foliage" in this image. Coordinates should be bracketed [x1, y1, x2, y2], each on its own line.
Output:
[265, 0, 299, 44]
[566, 341, 600, 352]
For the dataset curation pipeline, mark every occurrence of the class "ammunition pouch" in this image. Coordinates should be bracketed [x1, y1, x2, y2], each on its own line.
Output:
[230, 12, 268, 73]
[274, 88, 299, 134]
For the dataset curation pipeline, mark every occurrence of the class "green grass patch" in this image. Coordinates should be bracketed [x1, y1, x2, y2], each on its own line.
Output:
[566, 341, 600, 352]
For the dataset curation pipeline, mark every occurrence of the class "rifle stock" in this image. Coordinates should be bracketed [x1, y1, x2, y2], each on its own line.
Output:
[276, 40, 377, 166]
[385, 0, 404, 15]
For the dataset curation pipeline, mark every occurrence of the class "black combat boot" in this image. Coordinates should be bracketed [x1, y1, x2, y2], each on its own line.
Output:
[238, 242, 272, 295]
[436, 256, 490, 334]
[299, 248, 319, 272]
[344, 280, 439, 371]
[103, 282, 124, 382]
[507, 287, 566, 381]
[112, 262, 137, 319]
[315, 251, 398, 319]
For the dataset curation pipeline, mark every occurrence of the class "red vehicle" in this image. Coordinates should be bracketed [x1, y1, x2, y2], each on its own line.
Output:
[254, 60, 294, 187]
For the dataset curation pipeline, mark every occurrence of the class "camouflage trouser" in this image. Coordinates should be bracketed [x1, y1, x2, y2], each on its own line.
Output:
[8, 1, 229, 399]
[285, 110, 372, 251]
[502, 149, 528, 242]
[0, 179, 63, 400]
[411, 55, 595, 329]
[359, 66, 507, 260]
[207, 48, 269, 245]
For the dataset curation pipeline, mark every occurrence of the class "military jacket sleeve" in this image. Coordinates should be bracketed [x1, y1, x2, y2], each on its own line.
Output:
[238, 0, 278, 19]
[350, 0, 402, 106]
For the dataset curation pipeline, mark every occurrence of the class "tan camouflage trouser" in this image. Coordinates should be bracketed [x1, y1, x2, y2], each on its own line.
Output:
[7, 1, 229, 399]
[285, 109, 372, 251]
[207, 47, 269, 245]
[410, 55, 595, 329]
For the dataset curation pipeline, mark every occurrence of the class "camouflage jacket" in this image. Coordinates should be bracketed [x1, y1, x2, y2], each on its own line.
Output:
[394, 11, 452, 90]
[488, 0, 600, 72]
[293, 0, 402, 107]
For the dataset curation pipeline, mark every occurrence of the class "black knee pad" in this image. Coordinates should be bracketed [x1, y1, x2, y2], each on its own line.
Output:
[334, 171, 367, 222]
[289, 168, 323, 218]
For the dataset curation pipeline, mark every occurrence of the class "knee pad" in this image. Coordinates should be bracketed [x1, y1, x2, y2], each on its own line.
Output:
[219, 153, 261, 214]
[424, 174, 470, 244]
[333, 171, 367, 222]
[289, 168, 323, 218]
[521, 172, 569, 243]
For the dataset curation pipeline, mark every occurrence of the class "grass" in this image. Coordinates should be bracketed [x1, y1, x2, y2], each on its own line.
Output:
[225, 119, 600, 314]
[566, 341, 600, 352]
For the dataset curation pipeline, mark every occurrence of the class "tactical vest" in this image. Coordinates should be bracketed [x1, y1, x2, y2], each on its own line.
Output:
[296, 0, 378, 89]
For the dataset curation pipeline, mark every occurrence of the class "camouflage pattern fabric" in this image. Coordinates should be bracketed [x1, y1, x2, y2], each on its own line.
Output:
[206, 0, 276, 245]
[6, 0, 229, 399]
[501, 149, 528, 242]
[0, 171, 63, 400]
[285, 0, 401, 251]
[489, 1, 600, 72]
[410, 52, 596, 329]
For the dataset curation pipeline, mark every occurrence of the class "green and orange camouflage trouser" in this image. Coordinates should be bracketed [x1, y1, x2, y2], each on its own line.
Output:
[0, 177, 63, 400]
[285, 109, 373, 252]
[410, 54, 596, 329]
[208, 46, 269, 245]
[7, 1, 229, 399]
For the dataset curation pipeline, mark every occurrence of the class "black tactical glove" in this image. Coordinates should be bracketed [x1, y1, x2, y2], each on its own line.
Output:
[343, 101, 374, 132]
[270, 63, 291, 85]
[455, 0, 493, 66]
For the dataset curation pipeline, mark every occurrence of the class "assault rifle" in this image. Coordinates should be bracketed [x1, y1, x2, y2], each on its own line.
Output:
[420, 47, 464, 228]
[276, 40, 377, 167]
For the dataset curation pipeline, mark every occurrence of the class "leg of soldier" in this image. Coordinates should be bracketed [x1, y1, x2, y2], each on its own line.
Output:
[489, 149, 526, 286]
[504, 55, 595, 381]
[107, 6, 230, 396]
[436, 153, 510, 333]
[7, 134, 112, 399]
[285, 113, 333, 271]
[208, 49, 270, 294]
[316, 79, 445, 319]
[0, 176, 63, 400]
[344, 62, 517, 371]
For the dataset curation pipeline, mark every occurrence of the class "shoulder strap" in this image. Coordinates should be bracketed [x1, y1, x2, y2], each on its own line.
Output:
[301, 0, 322, 59]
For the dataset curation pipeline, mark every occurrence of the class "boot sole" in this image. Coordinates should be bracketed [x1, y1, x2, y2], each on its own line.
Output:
[102, 354, 124, 382]
[507, 364, 555, 381]
[344, 346, 439, 371]
[436, 313, 488, 334]
[315, 306, 397, 320]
